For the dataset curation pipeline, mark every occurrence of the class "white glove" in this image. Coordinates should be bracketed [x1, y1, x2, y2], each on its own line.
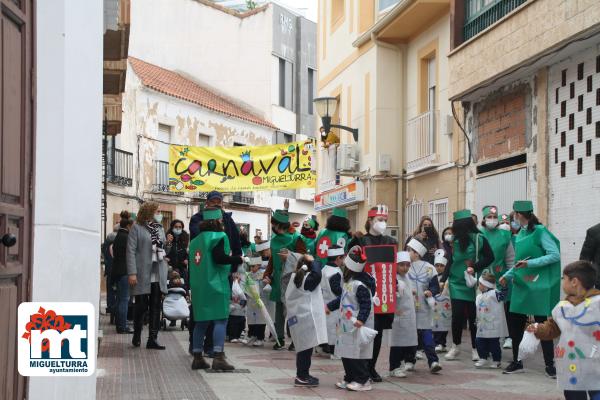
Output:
[372, 296, 381, 307]
[426, 296, 435, 308]
[243, 257, 250, 264]
[263, 284, 272, 293]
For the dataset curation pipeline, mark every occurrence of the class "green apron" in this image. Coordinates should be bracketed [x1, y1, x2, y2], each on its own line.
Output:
[314, 229, 351, 265]
[482, 228, 512, 290]
[449, 233, 484, 302]
[300, 235, 316, 256]
[269, 231, 300, 302]
[510, 225, 561, 316]
[189, 231, 231, 321]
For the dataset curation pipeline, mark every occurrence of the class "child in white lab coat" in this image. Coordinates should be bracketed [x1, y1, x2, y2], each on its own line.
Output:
[243, 255, 269, 347]
[389, 251, 418, 378]
[432, 251, 451, 353]
[475, 271, 508, 368]
[320, 245, 344, 356]
[406, 238, 442, 374]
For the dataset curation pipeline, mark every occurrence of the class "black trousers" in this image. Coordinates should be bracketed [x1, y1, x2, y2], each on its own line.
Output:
[296, 348, 313, 379]
[133, 282, 162, 340]
[227, 315, 246, 340]
[389, 346, 416, 370]
[434, 331, 448, 346]
[342, 358, 370, 385]
[507, 312, 554, 366]
[563, 391, 600, 400]
[248, 324, 266, 340]
[451, 299, 477, 348]
[368, 313, 394, 373]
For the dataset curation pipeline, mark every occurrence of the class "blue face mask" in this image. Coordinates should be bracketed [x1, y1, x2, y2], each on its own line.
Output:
[510, 221, 521, 231]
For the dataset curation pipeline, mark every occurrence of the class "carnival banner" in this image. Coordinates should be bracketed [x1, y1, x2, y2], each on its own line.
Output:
[364, 245, 398, 314]
[168, 140, 316, 192]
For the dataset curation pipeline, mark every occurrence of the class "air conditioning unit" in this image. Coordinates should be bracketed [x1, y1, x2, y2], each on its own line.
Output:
[378, 153, 391, 173]
[336, 144, 359, 172]
[441, 114, 454, 136]
[385, 226, 400, 243]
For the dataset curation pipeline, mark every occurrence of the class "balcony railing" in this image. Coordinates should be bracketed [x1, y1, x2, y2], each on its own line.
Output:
[107, 148, 133, 186]
[231, 192, 254, 205]
[463, 0, 527, 42]
[152, 160, 169, 192]
[406, 110, 438, 173]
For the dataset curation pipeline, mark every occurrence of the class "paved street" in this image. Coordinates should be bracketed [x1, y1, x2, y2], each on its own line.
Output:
[97, 312, 562, 400]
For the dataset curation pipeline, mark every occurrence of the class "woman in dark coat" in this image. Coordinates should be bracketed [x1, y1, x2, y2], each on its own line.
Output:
[166, 219, 189, 281]
[111, 212, 133, 334]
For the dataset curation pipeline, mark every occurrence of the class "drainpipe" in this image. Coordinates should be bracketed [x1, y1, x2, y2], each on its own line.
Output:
[399, 42, 408, 238]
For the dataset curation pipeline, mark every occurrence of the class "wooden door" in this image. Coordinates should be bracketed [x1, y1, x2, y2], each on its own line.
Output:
[0, 0, 33, 399]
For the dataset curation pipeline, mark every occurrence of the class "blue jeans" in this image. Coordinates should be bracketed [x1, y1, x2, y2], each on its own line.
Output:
[418, 329, 439, 366]
[193, 319, 227, 354]
[476, 337, 502, 362]
[115, 275, 129, 330]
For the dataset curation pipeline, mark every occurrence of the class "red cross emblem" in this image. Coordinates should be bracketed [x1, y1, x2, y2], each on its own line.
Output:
[316, 236, 332, 258]
[593, 330, 600, 341]
[194, 250, 202, 266]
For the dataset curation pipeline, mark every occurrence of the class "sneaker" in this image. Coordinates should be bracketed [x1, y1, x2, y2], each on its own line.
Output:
[330, 354, 341, 360]
[545, 365, 557, 379]
[435, 344, 447, 353]
[335, 381, 348, 389]
[472, 349, 480, 361]
[230, 338, 241, 343]
[252, 340, 264, 347]
[416, 350, 425, 360]
[430, 362, 442, 374]
[294, 376, 319, 387]
[503, 361, 524, 374]
[474, 359, 488, 368]
[273, 342, 285, 351]
[404, 362, 415, 372]
[390, 368, 407, 378]
[503, 338, 513, 349]
[489, 361, 501, 369]
[347, 381, 372, 392]
[445, 345, 460, 360]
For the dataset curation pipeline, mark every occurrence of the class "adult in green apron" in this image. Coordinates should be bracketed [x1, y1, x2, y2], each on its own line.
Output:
[300, 217, 319, 256]
[445, 209, 494, 362]
[315, 208, 351, 265]
[263, 209, 306, 349]
[500, 200, 561, 376]
[189, 208, 244, 371]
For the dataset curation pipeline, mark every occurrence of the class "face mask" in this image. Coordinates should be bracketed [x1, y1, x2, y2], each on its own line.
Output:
[173, 228, 182, 236]
[498, 223, 511, 231]
[372, 221, 387, 235]
[485, 218, 498, 229]
[154, 214, 163, 223]
[444, 234, 454, 242]
[510, 221, 521, 231]
[424, 226, 435, 236]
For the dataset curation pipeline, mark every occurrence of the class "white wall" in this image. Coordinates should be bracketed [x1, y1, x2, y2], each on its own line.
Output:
[31, 0, 102, 398]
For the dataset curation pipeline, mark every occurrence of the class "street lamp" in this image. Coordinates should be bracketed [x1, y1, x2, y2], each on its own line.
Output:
[313, 97, 359, 142]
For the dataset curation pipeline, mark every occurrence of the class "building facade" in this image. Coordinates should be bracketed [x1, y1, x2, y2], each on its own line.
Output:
[126, 0, 317, 222]
[316, 0, 460, 239]
[448, 0, 600, 265]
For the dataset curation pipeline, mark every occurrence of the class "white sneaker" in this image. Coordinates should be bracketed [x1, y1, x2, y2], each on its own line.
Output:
[390, 368, 407, 378]
[404, 362, 415, 371]
[252, 340, 264, 347]
[489, 361, 501, 369]
[347, 381, 372, 392]
[445, 345, 460, 360]
[503, 338, 513, 349]
[474, 359, 488, 368]
[330, 354, 341, 360]
[242, 337, 255, 346]
[230, 338, 241, 343]
[435, 344, 447, 353]
[472, 349, 480, 361]
[430, 361, 442, 374]
[335, 381, 348, 389]
[416, 350, 425, 360]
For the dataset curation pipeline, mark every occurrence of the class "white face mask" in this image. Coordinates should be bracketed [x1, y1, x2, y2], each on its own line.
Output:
[444, 234, 454, 242]
[498, 223, 511, 231]
[173, 228, 182, 236]
[485, 218, 498, 229]
[372, 220, 387, 235]
[154, 214, 163, 223]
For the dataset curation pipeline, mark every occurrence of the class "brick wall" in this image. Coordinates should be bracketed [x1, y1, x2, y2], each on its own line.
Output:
[475, 89, 528, 161]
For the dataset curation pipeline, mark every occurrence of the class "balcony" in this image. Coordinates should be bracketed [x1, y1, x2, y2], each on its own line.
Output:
[406, 110, 439, 174]
[231, 192, 254, 205]
[107, 148, 133, 186]
[463, 0, 527, 42]
[152, 160, 169, 192]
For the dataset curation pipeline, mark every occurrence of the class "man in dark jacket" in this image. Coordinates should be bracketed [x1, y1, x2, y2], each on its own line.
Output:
[580, 222, 600, 289]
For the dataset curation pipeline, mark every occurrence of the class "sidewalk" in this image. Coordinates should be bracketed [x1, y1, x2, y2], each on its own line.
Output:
[97, 313, 562, 400]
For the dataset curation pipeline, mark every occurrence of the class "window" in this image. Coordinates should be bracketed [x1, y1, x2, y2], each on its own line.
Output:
[198, 133, 211, 147]
[378, 0, 399, 12]
[428, 198, 449, 232]
[463, 0, 527, 42]
[308, 68, 315, 115]
[278, 57, 293, 110]
[159, 210, 173, 231]
[157, 124, 171, 162]
[404, 198, 423, 240]
[154, 124, 172, 192]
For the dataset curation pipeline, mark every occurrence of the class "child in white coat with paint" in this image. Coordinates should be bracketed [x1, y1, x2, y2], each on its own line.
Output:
[433, 251, 452, 353]
[243, 255, 269, 347]
[389, 251, 418, 378]
[285, 255, 327, 388]
[406, 238, 442, 373]
[327, 246, 376, 392]
[320, 245, 344, 357]
[475, 271, 508, 368]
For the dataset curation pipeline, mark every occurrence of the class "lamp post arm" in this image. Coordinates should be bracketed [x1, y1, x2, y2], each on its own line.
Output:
[329, 124, 359, 142]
